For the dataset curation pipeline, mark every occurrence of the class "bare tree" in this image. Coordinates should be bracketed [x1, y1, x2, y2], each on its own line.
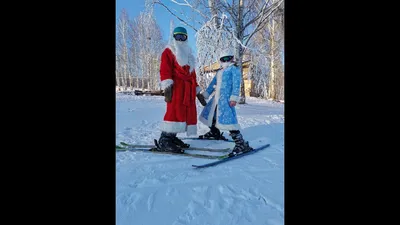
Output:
[270, 1, 284, 101]
[116, 9, 131, 90]
[116, 54, 121, 89]
[153, 0, 283, 103]
[128, 4, 165, 91]
[126, 16, 139, 89]
[225, 0, 284, 101]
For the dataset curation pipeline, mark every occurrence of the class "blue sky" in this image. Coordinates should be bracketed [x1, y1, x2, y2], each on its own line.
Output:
[116, 0, 198, 54]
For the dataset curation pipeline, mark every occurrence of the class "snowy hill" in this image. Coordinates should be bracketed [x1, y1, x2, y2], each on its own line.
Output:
[116, 94, 284, 225]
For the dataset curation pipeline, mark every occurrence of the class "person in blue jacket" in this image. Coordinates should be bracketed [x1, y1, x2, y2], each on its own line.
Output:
[198, 49, 252, 156]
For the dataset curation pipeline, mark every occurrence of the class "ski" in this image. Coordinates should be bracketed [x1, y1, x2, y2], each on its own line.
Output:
[116, 147, 225, 159]
[179, 132, 234, 142]
[192, 143, 270, 168]
[117, 142, 230, 152]
[180, 137, 234, 143]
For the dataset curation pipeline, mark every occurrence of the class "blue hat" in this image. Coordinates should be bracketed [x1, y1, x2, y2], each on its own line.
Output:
[173, 27, 187, 36]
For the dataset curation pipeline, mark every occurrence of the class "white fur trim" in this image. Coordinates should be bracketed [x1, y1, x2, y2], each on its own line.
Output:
[199, 116, 209, 127]
[207, 97, 218, 127]
[160, 79, 173, 90]
[186, 125, 197, 136]
[160, 121, 197, 136]
[215, 70, 222, 105]
[219, 48, 235, 59]
[160, 121, 186, 133]
[196, 86, 201, 95]
[215, 123, 241, 131]
[201, 90, 210, 99]
[229, 95, 240, 102]
[221, 62, 234, 69]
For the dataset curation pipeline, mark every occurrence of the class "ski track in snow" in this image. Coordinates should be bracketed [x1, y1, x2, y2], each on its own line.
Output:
[116, 94, 284, 225]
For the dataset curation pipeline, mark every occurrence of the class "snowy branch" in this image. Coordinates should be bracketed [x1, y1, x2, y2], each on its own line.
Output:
[154, 1, 198, 31]
[242, 0, 259, 20]
[169, 0, 209, 20]
[170, 0, 190, 6]
[243, 0, 271, 29]
[244, 0, 283, 46]
[220, 0, 238, 21]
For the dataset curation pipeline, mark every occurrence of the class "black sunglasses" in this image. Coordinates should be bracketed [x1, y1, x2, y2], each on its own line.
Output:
[220, 56, 233, 62]
[174, 34, 187, 41]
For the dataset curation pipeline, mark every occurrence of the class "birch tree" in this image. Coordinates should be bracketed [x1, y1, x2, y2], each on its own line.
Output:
[116, 9, 131, 90]
[248, 0, 284, 100]
[126, 2, 165, 91]
[270, 1, 284, 101]
[116, 54, 121, 89]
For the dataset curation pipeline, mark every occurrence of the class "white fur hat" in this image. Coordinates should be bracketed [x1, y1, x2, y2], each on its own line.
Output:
[219, 48, 235, 59]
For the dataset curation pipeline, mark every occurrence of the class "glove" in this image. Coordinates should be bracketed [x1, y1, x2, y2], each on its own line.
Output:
[164, 85, 173, 102]
[196, 93, 207, 106]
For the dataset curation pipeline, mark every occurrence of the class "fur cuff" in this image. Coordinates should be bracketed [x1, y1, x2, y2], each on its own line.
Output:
[160, 79, 174, 90]
[215, 123, 241, 131]
[186, 125, 197, 136]
[160, 121, 186, 133]
[229, 95, 240, 102]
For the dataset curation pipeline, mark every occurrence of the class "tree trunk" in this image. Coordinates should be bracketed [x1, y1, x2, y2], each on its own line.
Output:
[268, 18, 276, 100]
[237, 0, 246, 104]
[116, 55, 121, 88]
[208, 0, 220, 28]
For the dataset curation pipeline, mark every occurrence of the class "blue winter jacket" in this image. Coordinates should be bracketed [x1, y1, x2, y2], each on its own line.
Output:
[199, 63, 241, 131]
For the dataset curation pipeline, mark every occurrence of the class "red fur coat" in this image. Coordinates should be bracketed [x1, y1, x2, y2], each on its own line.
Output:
[159, 48, 201, 136]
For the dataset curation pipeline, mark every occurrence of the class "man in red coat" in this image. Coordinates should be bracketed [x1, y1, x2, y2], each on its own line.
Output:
[158, 26, 206, 153]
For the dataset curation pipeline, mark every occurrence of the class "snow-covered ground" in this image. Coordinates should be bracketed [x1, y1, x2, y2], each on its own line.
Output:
[116, 94, 284, 225]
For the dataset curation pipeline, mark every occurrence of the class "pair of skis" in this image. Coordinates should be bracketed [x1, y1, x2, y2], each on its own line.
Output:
[116, 141, 230, 159]
[116, 138, 270, 168]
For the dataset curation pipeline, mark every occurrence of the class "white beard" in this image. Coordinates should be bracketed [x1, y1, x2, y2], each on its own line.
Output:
[167, 39, 195, 72]
[221, 62, 233, 69]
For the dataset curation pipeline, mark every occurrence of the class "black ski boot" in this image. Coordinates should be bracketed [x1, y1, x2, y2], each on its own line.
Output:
[171, 135, 190, 148]
[158, 132, 184, 153]
[199, 127, 228, 140]
[228, 131, 253, 157]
